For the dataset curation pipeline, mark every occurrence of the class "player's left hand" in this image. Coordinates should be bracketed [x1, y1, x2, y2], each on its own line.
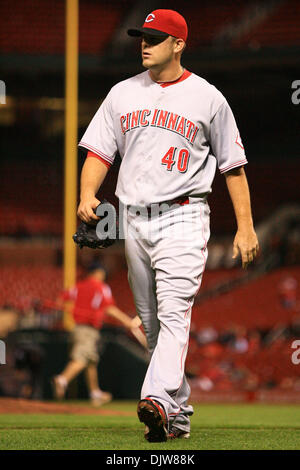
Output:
[232, 228, 259, 269]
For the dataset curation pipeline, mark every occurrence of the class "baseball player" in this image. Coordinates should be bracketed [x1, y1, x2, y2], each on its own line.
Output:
[53, 262, 141, 406]
[77, 9, 259, 441]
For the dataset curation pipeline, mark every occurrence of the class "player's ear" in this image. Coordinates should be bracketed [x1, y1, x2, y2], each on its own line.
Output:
[174, 38, 185, 55]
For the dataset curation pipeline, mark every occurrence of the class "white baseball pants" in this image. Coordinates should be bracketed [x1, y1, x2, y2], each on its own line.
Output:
[124, 199, 210, 432]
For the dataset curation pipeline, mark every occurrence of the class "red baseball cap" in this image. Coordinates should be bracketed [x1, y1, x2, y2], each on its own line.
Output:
[128, 9, 188, 42]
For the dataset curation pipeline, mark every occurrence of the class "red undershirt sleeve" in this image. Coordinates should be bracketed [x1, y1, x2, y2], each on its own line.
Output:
[86, 150, 111, 169]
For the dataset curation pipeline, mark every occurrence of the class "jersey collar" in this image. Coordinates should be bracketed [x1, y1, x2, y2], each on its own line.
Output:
[149, 69, 192, 88]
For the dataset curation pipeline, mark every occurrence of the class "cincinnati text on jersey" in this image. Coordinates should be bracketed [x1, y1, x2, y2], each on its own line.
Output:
[120, 108, 199, 145]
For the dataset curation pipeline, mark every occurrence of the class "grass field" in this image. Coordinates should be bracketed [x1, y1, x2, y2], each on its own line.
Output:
[0, 401, 299, 450]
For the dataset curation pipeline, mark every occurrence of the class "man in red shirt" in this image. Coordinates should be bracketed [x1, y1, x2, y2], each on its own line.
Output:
[53, 262, 142, 406]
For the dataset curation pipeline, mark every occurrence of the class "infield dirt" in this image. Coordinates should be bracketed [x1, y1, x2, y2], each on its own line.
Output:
[0, 397, 134, 416]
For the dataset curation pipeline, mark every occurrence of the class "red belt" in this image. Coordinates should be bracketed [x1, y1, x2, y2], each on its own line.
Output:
[146, 196, 189, 216]
[166, 196, 189, 206]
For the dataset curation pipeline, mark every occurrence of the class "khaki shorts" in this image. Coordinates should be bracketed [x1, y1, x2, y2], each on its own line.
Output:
[70, 324, 100, 364]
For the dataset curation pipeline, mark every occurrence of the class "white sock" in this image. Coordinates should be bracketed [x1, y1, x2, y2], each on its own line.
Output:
[90, 389, 103, 399]
[56, 375, 67, 389]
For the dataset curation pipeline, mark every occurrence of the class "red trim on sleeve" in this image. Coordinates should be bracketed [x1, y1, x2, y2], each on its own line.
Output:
[87, 150, 111, 168]
[220, 159, 248, 174]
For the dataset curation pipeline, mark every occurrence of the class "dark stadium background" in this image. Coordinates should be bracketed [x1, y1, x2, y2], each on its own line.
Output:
[0, 0, 299, 402]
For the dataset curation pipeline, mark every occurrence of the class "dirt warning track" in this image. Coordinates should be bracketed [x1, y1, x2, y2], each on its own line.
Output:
[0, 398, 135, 416]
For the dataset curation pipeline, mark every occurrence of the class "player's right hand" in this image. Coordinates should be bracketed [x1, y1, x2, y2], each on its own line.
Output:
[131, 315, 142, 329]
[77, 196, 100, 224]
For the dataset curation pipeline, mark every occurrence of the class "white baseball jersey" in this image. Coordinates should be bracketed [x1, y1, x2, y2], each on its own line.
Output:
[79, 69, 247, 207]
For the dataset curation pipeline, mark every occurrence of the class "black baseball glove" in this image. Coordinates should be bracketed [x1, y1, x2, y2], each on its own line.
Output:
[73, 200, 118, 249]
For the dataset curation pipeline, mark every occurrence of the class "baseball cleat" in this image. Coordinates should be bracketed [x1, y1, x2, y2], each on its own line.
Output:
[137, 398, 168, 442]
[168, 427, 190, 440]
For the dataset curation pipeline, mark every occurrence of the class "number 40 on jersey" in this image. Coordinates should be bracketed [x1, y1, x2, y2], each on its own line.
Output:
[161, 147, 190, 173]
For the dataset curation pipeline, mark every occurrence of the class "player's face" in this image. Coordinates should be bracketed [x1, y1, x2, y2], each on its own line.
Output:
[141, 34, 177, 69]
